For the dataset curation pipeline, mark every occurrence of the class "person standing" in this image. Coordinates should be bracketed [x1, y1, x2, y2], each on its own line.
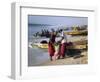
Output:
[60, 37, 67, 59]
[48, 40, 55, 61]
[53, 41, 61, 60]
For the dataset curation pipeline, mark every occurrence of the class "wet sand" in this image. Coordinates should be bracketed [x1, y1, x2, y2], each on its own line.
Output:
[38, 51, 88, 66]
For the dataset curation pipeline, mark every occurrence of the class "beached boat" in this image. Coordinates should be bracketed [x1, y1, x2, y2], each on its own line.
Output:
[65, 30, 87, 35]
[67, 44, 87, 49]
[64, 26, 87, 35]
[64, 29, 87, 35]
[32, 40, 87, 49]
[38, 44, 48, 49]
[34, 43, 87, 49]
[32, 40, 48, 49]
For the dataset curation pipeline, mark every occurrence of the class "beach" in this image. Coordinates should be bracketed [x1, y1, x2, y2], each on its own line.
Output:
[39, 51, 87, 66]
[28, 16, 88, 66]
[28, 34, 88, 66]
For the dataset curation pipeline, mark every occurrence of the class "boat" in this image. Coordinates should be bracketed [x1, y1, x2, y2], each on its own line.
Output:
[64, 27, 87, 35]
[32, 40, 87, 50]
[66, 30, 87, 35]
[32, 40, 48, 49]
[38, 44, 48, 49]
[67, 44, 87, 49]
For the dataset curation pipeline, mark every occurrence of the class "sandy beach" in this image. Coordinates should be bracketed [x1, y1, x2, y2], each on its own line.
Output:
[28, 16, 88, 66]
[28, 35, 88, 66]
[36, 50, 88, 66]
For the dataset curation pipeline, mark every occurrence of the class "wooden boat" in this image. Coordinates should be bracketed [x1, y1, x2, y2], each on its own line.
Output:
[64, 30, 87, 35]
[67, 44, 87, 49]
[32, 35, 87, 49]
[37, 44, 48, 49]
[32, 41, 87, 49]
[64, 26, 87, 35]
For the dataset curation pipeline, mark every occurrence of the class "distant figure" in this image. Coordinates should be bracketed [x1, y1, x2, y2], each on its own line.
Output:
[48, 40, 55, 61]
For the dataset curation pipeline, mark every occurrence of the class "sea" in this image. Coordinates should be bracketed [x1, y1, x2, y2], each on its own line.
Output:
[28, 25, 55, 66]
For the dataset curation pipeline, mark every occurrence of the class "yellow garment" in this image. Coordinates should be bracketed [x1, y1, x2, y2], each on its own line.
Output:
[55, 45, 59, 51]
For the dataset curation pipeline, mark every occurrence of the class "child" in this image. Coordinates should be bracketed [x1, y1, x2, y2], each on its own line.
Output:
[53, 41, 61, 60]
[48, 40, 55, 61]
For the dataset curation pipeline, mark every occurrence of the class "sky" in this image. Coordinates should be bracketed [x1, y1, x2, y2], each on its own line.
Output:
[28, 15, 88, 27]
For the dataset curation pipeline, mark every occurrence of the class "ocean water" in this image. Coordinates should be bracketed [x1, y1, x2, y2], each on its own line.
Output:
[28, 25, 52, 66]
[28, 25, 53, 42]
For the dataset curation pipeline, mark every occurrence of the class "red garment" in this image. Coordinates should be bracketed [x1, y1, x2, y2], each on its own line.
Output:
[60, 43, 66, 57]
[48, 43, 55, 56]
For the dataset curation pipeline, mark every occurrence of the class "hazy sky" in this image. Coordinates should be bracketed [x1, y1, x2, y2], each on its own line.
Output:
[28, 15, 88, 27]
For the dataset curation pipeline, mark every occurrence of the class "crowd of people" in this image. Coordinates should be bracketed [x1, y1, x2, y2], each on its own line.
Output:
[33, 25, 87, 38]
[48, 32, 67, 61]
[33, 28, 63, 38]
